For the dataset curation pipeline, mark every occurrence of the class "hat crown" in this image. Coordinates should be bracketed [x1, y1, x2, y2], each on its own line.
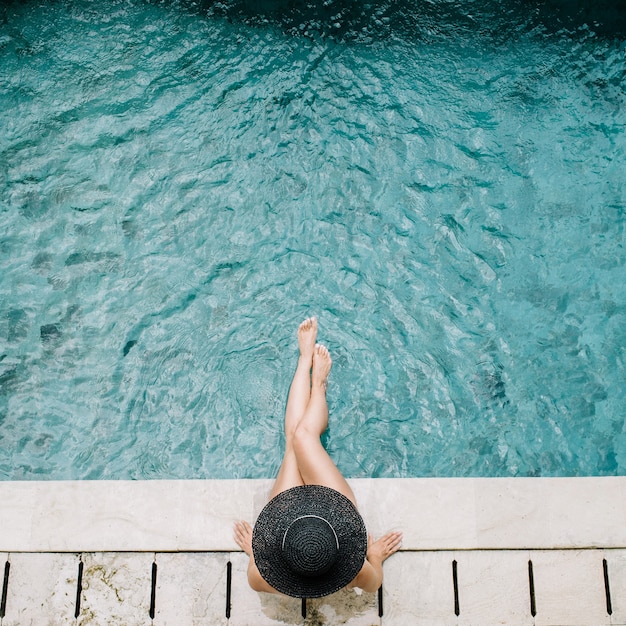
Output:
[252, 485, 368, 597]
[281, 515, 339, 577]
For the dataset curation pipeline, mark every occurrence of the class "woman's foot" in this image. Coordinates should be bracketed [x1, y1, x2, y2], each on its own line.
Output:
[233, 520, 253, 556]
[298, 317, 317, 363]
[312, 343, 332, 389]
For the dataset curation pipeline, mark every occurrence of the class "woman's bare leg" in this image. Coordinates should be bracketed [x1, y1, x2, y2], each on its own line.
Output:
[292, 344, 358, 508]
[269, 317, 317, 499]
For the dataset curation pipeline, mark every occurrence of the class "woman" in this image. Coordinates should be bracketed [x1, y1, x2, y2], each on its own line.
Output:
[234, 317, 402, 598]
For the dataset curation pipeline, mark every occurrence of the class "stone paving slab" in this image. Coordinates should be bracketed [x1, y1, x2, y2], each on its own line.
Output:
[531, 549, 609, 626]
[1, 552, 78, 626]
[78, 552, 154, 626]
[455, 549, 533, 625]
[153, 552, 229, 626]
[382, 551, 456, 626]
[0, 549, 624, 625]
[2, 478, 626, 553]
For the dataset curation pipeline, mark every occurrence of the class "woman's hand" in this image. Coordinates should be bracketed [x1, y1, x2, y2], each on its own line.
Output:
[233, 520, 253, 556]
[367, 530, 403, 565]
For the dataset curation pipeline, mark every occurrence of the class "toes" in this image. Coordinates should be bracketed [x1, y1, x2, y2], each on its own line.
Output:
[298, 317, 317, 337]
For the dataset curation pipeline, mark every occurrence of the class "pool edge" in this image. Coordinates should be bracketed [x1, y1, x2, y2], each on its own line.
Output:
[1, 477, 624, 552]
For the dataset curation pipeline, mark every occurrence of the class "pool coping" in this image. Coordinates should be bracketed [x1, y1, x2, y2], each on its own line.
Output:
[1, 477, 625, 553]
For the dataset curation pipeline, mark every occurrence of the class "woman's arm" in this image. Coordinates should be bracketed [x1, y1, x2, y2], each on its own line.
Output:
[234, 520, 280, 594]
[246, 555, 279, 593]
[351, 530, 403, 593]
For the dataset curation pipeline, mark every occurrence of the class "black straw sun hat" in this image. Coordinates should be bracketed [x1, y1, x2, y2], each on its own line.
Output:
[252, 485, 368, 598]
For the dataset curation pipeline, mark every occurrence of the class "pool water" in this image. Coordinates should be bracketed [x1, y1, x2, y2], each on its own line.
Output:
[0, 0, 624, 480]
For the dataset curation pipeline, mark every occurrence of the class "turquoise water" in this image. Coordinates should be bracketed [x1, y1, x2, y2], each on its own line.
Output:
[0, 0, 624, 480]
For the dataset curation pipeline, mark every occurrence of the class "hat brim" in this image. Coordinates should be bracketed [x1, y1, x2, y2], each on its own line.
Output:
[252, 485, 368, 598]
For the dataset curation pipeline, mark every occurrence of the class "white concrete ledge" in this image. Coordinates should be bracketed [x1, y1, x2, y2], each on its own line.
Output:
[3, 548, 626, 625]
[1, 477, 625, 553]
